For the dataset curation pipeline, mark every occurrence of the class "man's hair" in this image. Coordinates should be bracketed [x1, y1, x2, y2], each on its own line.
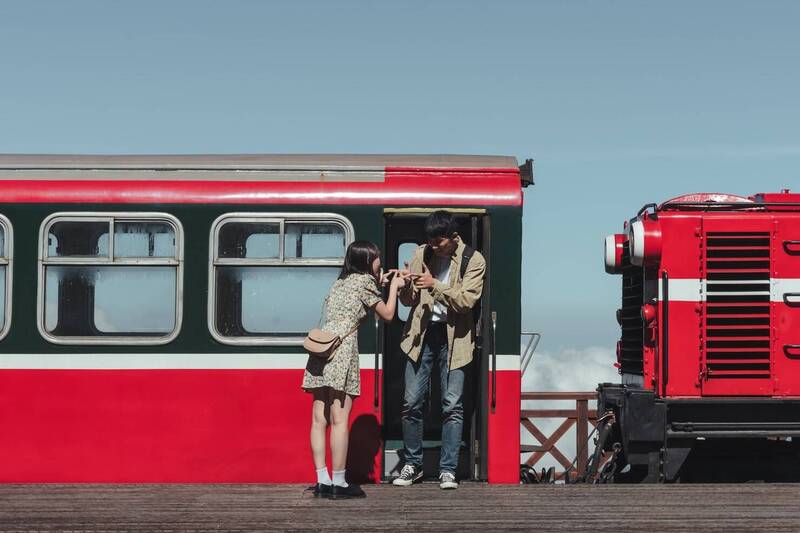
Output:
[339, 240, 380, 279]
[424, 210, 458, 240]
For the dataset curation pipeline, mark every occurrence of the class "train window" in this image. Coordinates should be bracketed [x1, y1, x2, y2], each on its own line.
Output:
[284, 222, 346, 259]
[0, 215, 11, 341]
[47, 220, 110, 258]
[38, 213, 183, 345]
[218, 222, 280, 259]
[397, 242, 419, 322]
[210, 213, 354, 345]
[114, 221, 176, 258]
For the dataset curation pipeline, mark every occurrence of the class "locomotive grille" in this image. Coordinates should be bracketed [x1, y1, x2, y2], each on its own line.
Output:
[620, 240, 644, 375]
[704, 231, 771, 379]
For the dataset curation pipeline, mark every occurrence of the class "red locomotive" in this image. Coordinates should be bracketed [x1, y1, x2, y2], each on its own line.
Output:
[598, 190, 800, 482]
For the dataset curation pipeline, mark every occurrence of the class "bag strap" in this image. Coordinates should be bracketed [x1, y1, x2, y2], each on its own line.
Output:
[460, 245, 475, 281]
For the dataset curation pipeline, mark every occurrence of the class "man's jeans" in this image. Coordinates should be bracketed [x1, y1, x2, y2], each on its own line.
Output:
[401, 322, 465, 474]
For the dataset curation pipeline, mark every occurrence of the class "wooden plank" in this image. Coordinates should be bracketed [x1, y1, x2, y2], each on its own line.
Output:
[521, 392, 596, 400]
[521, 409, 578, 418]
[0, 484, 800, 532]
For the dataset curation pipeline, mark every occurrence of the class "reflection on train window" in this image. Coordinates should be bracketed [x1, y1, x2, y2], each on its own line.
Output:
[397, 241, 420, 322]
[210, 214, 353, 345]
[0, 216, 10, 340]
[39, 214, 183, 345]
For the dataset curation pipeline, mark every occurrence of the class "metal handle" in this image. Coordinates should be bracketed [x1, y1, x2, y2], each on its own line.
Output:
[491, 311, 497, 413]
[785, 345, 800, 358]
[783, 293, 800, 307]
[784, 240, 800, 255]
[374, 316, 380, 408]
[520, 332, 541, 377]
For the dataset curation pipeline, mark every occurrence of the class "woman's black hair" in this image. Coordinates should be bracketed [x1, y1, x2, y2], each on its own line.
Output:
[339, 240, 381, 279]
[424, 210, 459, 240]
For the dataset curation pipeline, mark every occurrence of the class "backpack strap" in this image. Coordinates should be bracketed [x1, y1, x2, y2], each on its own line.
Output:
[460, 245, 475, 281]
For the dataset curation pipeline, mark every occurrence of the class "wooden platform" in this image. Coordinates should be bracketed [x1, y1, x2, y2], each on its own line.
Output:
[0, 483, 798, 532]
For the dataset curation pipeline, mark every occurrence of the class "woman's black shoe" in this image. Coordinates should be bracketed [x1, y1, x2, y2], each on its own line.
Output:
[330, 484, 365, 499]
[309, 483, 332, 498]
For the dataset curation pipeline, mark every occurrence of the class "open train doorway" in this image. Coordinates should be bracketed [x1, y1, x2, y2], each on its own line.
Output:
[382, 209, 490, 481]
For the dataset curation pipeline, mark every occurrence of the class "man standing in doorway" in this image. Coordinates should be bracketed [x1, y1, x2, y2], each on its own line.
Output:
[393, 210, 486, 490]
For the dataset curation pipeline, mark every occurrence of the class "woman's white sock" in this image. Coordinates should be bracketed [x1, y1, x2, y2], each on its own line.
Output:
[332, 469, 348, 487]
[316, 467, 332, 485]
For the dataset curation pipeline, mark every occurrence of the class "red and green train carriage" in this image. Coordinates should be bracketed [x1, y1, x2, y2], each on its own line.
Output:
[0, 154, 531, 484]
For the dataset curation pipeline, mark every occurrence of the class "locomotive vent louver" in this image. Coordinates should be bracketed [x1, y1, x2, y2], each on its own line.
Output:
[619, 240, 645, 375]
[704, 231, 771, 379]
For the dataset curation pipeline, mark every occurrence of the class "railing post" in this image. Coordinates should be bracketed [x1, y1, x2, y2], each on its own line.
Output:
[576, 399, 589, 477]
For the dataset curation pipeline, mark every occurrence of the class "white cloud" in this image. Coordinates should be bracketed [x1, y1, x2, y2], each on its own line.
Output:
[521, 345, 619, 393]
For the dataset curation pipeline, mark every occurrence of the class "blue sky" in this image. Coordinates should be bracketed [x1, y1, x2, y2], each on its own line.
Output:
[2, 1, 799, 387]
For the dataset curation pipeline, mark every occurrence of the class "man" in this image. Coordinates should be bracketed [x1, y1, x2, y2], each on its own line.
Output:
[392, 210, 486, 490]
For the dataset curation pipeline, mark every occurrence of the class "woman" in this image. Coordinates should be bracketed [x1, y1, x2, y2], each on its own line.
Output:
[302, 240, 405, 499]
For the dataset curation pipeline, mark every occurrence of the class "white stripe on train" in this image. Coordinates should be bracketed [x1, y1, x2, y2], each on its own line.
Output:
[658, 278, 800, 302]
[0, 353, 521, 371]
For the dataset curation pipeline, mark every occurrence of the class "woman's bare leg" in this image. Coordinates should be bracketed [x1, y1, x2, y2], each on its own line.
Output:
[329, 394, 353, 471]
[310, 391, 330, 470]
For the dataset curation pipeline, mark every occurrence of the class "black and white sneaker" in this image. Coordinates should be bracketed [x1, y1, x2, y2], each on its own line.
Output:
[392, 464, 423, 486]
[439, 471, 458, 490]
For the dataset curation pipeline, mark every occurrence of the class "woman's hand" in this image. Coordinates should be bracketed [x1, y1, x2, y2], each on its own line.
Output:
[380, 269, 397, 287]
[391, 271, 407, 289]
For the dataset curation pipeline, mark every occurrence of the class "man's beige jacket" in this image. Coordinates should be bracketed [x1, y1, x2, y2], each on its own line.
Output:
[399, 238, 486, 370]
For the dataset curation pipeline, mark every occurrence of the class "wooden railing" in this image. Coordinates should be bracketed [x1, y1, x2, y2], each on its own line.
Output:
[520, 392, 598, 481]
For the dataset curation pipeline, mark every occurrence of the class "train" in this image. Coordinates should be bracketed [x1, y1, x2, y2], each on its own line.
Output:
[598, 190, 800, 482]
[0, 154, 530, 483]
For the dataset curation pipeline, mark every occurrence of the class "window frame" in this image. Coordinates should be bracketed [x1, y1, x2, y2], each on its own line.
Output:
[37, 212, 184, 345]
[0, 214, 13, 342]
[208, 212, 354, 346]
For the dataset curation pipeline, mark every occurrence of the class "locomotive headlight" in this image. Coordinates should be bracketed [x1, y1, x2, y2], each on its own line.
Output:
[641, 303, 657, 324]
[629, 218, 662, 267]
[604, 233, 626, 274]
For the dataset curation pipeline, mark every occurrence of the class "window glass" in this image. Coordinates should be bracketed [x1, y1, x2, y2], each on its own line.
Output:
[114, 222, 176, 258]
[47, 221, 109, 258]
[44, 265, 176, 335]
[218, 222, 280, 259]
[397, 242, 419, 322]
[215, 266, 338, 336]
[284, 222, 345, 259]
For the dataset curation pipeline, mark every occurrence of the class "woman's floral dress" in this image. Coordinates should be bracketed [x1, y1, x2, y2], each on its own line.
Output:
[302, 273, 382, 397]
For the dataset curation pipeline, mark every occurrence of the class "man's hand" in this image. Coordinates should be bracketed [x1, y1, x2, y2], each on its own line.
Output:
[413, 262, 436, 290]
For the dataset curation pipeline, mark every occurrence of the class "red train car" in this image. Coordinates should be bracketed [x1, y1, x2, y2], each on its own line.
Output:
[0, 155, 530, 484]
[599, 190, 800, 482]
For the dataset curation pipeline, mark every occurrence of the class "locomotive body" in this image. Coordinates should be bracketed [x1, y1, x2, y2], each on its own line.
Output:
[601, 190, 800, 482]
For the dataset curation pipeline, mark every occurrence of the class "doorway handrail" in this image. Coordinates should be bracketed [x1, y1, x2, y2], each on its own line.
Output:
[520, 332, 541, 377]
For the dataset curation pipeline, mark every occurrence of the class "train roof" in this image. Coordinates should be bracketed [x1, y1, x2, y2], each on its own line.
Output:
[0, 154, 526, 207]
[0, 154, 519, 171]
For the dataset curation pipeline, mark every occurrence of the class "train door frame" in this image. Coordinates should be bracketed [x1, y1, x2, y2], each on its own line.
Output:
[381, 208, 490, 481]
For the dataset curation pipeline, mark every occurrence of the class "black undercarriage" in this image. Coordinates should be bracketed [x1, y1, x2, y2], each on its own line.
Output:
[593, 384, 800, 482]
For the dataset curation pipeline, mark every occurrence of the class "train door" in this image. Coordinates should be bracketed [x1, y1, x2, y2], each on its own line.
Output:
[772, 216, 800, 395]
[381, 209, 489, 481]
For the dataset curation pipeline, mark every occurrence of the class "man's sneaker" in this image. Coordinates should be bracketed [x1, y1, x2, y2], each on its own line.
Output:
[439, 471, 458, 489]
[392, 464, 423, 486]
